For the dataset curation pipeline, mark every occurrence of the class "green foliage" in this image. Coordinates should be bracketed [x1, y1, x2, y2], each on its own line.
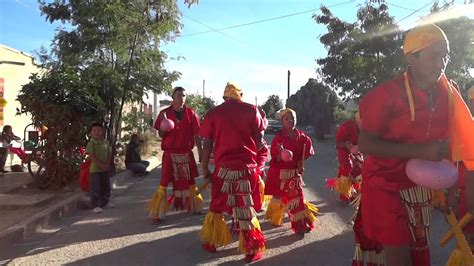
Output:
[314, 3, 404, 100]
[17, 69, 105, 186]
[286, 79, 342, 140]
[315, 2, 473, 100]
[185, 94, 216, 118]
[260, 95, 283, 119]
[122, 109, 153, 134]
[35, 0, 183, 174]
[333, 106, 353, 124]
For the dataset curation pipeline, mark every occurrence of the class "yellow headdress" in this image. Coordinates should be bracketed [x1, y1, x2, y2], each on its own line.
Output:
[403, 23, 448, 55]
[279, 108, 296, 121]
[223, 82, 242, 101]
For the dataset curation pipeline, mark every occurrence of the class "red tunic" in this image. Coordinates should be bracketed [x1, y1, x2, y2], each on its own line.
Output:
[264, 128, 314, 198]
[154, 105, 200, 187]
[359, 73, 449, 245]
[200, 100, 265, 170]
[154, 105, 200, 153]
[336, 120, 360, 177]
[200, 100, 265, 214]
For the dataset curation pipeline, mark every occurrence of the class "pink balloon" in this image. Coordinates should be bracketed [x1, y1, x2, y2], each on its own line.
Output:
[406, 159, 458, 190]
[350, 145, 359, 154]
[160, 118, 175, 132]
[281, 149, 293, 162]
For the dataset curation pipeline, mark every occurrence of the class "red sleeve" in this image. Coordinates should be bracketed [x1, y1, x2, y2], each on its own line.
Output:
[190, 109, 200, 135]
[154, 110, 165, 130]
[200, 111, 214, 140]
[335, 122, 349, 142]
[304, 134, 314, 160]
[252, 106, 265, 134]
[270, 134, 282, 159]
[359, 85, 392, 136]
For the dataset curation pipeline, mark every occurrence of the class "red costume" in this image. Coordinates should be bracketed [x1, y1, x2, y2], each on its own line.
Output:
[199, 98, 266, 257]
[264, 127, 318, 234]
[149, 105, 202, 220]
[359, 72, 450, 265]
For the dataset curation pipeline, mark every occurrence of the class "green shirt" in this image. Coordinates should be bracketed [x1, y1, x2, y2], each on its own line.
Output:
[86, 138, 110, 173]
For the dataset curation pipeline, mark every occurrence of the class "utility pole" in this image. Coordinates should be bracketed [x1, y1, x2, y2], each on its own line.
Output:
[203, 79, 205, 98]
[287, 70, 291, 99]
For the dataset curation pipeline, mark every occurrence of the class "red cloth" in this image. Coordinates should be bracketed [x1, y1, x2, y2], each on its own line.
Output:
[154, 105, 200, 153]
[457, 162, 474, 233]
[359, 73, 449, 245]
[265, 128, 314, 197]
[209, 167, 262, 214]
[8, 147, 27, 160]
[256, 139, 269, 176]
[160, 151, 198, 188]
[336, 120, 359, 146]
[336, 120, 360, 177]
[79, 161, 91, 192]
[200, 100, 265, 170]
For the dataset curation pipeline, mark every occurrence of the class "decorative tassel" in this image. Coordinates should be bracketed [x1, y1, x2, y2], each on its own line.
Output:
[226, 194, 236, 206]
[238, 180, 251, 193]
[189, 185, 204, 213]
[335, 175, 353, 197]
[264, 198, 285, 226]
[325, 177, 338, 190]
[238, 217, 266, 255]
[148, 185, 168, 219]
[289, 201, 318, 233]
[352, 244, 364, 266]
[199, 212, 232, 247]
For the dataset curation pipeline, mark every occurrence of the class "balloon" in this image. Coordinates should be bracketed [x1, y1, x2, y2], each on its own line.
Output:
[280, 149, 293, 162]
[160, 118, 175, 132]
[406, 159, 458, 190]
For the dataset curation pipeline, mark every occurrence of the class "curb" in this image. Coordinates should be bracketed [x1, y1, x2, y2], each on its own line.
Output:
[0, 156, 160, 250]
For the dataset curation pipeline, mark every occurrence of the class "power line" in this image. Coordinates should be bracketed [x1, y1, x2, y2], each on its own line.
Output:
[396, 0, 436, 24]
[179, 0, 355, 37]
[183, 14, 247, 45]
[385, 2, 418, 11]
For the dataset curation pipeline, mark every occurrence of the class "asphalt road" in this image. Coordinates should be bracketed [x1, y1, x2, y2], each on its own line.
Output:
[1, 135, 456, 265]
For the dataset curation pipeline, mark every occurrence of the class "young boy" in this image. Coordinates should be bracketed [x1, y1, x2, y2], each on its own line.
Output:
[86, 122, 113, 213]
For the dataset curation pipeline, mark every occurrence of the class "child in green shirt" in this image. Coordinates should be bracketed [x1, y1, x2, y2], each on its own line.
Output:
[86, 122, 113, 213]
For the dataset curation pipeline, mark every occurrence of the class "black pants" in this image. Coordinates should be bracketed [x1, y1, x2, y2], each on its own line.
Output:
[0, 148, 8, 170]
[90, 172, 110, 208]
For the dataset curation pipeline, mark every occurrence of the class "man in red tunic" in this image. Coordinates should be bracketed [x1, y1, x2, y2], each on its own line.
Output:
[359, 23, 474, 265]
[148, 86, 203, 223]
[199, 82, 266, 263]
[334, 116, 362, 202]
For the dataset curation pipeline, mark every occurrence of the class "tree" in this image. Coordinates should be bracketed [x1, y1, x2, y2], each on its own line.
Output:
[185, 94, 216, 118]
[18, 69, 105, 188]
[314, 3, 404, 100]
[260, 95, 283, 119]
[286, 79, 342, 140]
[426, 2, 474, 93]
[37, 0, 182, 172]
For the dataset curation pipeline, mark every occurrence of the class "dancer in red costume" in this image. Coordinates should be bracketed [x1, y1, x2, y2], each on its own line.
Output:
[148, 87, 203, 223]
[199, 82, 266, 263]
[264, 108, 318, 234]
[359, 24, 474, 265]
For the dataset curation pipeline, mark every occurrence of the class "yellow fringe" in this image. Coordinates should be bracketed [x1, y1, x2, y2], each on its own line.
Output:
[192, 185, 204, 213]
[265, 197, 286, 226]
[335, 175, 353, 197]
[238, 217, 266, 254]
[259, 176, 265, 205]
[263, 195, 272, 209]
[199, 212, 232, 247]
[148, 185, 168, 219]
[446, 248, 469, 266]
[304, 201, 319, 223]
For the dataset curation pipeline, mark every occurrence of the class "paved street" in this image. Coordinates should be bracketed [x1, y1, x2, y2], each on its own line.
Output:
[1, 136, 456, 265]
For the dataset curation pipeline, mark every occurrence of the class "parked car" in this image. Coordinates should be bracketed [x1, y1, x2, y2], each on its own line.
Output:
[266, 120, 282, 134]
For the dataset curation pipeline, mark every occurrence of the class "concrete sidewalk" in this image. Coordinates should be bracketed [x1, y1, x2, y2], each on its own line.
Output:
[0, 156, 161, 250]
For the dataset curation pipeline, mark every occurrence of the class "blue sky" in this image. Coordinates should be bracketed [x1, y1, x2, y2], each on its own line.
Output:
[0, 0, 472, 105]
